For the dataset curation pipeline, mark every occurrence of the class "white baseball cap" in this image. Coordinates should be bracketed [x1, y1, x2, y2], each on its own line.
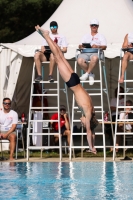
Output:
[90, 19, 99, 25]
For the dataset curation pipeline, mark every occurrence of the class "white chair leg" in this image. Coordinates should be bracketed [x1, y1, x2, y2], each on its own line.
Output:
[15, 130, 18, 160]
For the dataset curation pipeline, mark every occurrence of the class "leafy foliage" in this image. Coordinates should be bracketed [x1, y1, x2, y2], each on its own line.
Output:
[0, 0, 62, 43]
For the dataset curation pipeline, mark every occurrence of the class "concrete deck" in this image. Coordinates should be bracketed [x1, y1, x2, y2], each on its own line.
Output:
[1, 156, 133, 162]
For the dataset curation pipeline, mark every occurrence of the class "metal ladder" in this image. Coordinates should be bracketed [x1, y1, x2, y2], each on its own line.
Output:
[27, 61, 70, 161]
[69, 48, 113, 161]
[113, 48, 133, 160]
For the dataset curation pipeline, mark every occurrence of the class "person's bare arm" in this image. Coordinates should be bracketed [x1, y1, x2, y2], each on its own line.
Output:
[1, 124, 17, 139]
[122, 34, 133, 48]
[40, 46, 46, 53]
[50, 121, 53, 126]
[79, 44, 83, 49]
[79, 44, 106, 50]
[91, 44, 107, 50]
[122, 34, 128, 48]
[64, 113, 70, 130]
[61, 47, 67, 53]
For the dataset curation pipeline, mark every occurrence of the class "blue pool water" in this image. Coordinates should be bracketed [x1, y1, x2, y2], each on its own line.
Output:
[0, 162, 133, 200]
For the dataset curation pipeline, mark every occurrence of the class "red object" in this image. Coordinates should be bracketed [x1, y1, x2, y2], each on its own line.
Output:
[50, 113, 68, 131]
[21, 113, 25, 122]
[104, 112, 108, 121]
[54, 37, 58, 43]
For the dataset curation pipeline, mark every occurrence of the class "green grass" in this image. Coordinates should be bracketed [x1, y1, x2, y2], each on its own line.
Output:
[1, 149, 133, 160]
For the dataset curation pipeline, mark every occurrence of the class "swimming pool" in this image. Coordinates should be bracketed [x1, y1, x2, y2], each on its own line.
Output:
[0, 162, 133, 200]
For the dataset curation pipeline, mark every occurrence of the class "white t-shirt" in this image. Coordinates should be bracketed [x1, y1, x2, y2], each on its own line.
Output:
[128, 32, 133, 45]
[42, 33, 68, 48]
[0, 110, 18, 131]
[110, 98, 124, 116]
[119, 112, 132, 130]
[79, 33, 107, 46]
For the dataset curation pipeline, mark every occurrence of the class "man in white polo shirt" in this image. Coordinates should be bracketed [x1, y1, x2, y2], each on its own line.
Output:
[0, 98, 18, 160]
[77, 19, 107, 85]
[34, 21, 68, 82]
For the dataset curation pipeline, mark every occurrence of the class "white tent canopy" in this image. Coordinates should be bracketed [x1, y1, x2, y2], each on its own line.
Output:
[0, 0, 133, 114]
[2, 0, 133, 58]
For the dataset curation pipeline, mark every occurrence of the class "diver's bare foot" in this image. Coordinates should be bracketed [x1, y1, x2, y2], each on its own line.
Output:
[35, 25, 49, 37]
[119, 77, 124, 83]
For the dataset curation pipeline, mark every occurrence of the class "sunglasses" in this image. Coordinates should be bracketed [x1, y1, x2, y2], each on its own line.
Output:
[91, 24, 98, 27]
[3, 102, 11, 105]
[60, 109, 66, 111]
[50, 26, 58, 30]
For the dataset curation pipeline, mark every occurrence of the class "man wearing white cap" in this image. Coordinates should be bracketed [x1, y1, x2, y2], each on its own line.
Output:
[119, 33, 133, 83]
[77, 19, 107, 85]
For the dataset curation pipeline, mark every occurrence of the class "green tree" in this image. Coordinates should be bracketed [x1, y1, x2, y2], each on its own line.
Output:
[0, 0, 62, 43]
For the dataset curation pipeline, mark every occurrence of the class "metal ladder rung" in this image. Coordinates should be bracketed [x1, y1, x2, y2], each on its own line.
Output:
[118, 106, 133, 108]
[80, 80, 101, 83]
[123, 80, 133, 82]
[115, 132, 133, 135]
[85, 88, 107, 91]
[29, 119, 59, 122]
[30, 107, 59, 109]
[73, 106, 102, 109]
[41, 61, 50, 64]
[113, 146, 133, 148]
[70, 146, 105, 148]
[77, 111, 104, 113]
[28, 133, 60, 136]
[33, 81, 58, 83]
[30, 110, 59, 113]
[89, 93, 102, 96]
[32, 94, 58, 96]
[118, 93, 133, 95]
[72, 132, 106, 135]
[44, 88, 67, 91]
[28, 146, 63, 149]
[116, 119, 133, 122]
[73, 119, 103, 122]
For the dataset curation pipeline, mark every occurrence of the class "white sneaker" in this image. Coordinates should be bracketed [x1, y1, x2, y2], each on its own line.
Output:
[80, 73, 89, 81]
[88, 73, 95, 85]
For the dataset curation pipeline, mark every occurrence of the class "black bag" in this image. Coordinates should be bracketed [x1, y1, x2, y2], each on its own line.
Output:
[90, 113, 99, 130]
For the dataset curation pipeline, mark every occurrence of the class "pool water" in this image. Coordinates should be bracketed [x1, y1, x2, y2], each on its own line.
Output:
[0, 162, 133, 200]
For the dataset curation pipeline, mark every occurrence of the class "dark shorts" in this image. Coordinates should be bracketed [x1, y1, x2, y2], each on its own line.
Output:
[66, 73, 80, 88]
[44, 52, 50, 61]
[61, 125, 67, 135]
[55, 125, 67, 135]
